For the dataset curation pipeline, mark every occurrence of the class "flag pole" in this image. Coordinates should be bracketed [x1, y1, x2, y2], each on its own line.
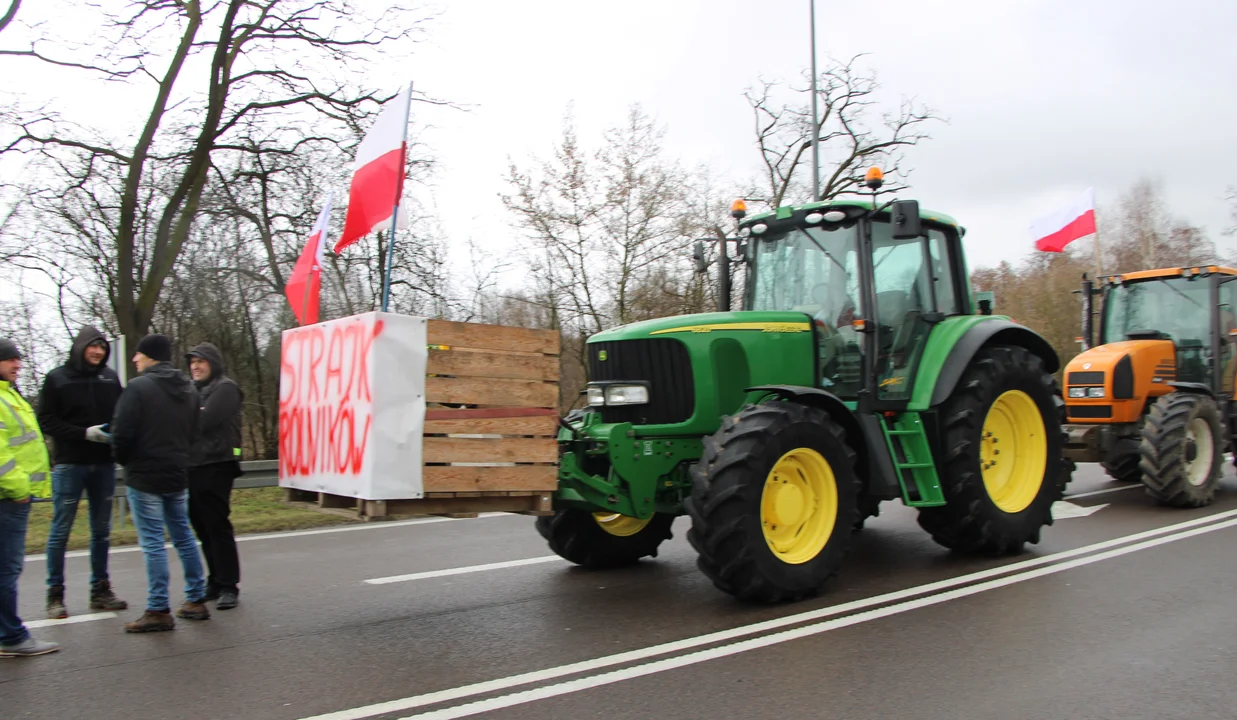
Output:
[380, 82, 414, 313]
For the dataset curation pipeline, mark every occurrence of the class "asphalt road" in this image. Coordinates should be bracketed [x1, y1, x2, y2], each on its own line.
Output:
[3, 463, 1237, 720]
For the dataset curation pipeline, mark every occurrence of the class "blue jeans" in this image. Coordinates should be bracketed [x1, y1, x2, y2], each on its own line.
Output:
[0, 501, 31, 646]
[46, 463, 116, 588]
[126, 487, 206, 612]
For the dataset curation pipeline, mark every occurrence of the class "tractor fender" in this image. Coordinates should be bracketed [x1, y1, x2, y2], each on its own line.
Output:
[745, 385, 901, 499]
[1168, 381, 1215, 397]
[929, 320, 1060, 407]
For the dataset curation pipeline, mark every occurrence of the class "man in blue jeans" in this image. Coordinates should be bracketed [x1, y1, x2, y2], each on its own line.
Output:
[36, 326, 128, 618]
[0, 338, 59, 657]
[111, 334, 209, 632]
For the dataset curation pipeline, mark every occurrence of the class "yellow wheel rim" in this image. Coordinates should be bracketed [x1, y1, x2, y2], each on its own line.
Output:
[760, 448, 838, 565]
[980, 390, 1047, 513]
[593, 512, 651, 537]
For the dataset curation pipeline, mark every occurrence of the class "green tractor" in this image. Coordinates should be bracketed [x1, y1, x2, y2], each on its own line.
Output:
[537, 175, 1073, 602]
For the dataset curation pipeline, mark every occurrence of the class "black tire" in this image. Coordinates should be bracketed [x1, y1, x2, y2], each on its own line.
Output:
[1139, 393, 1223, 508]
[686, 401, 860, 603]
[854, 495, 882, 531]
[1102, 436, 1143, 483]
[917, 345, 1070, 555]
[535, 508, 674, 569]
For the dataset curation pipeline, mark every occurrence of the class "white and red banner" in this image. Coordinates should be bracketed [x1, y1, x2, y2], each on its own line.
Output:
[285, 193, 333, 326]
[1031, 187, 1097, 253]
[335, 85, 412, 253]
[278, 311, 428, 499]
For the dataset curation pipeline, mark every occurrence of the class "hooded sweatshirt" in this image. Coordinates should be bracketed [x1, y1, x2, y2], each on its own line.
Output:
[36, 325, 124, 465]
[185, 342, 244, 468]
[111, 361, 199, 494]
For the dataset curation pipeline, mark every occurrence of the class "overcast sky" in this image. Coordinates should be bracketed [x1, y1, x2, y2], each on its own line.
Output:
[6, 0, 1237, 284]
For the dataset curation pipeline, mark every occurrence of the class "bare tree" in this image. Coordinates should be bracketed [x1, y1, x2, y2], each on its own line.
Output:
[1, 0, 436, 347]
[0, 0, 19, 37]
[746, 55, 939, 210]
[1103, 179, 1215, 272]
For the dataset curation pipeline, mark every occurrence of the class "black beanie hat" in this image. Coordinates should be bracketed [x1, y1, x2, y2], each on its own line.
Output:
[0, 338, 20, 362]
[136, 334, 172, 363]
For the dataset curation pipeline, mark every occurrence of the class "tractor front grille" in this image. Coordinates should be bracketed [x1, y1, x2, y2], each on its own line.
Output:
[588, 339, 694, 425]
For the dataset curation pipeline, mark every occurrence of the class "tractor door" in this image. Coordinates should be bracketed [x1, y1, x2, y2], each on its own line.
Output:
[1220, 277, 1237, 397]
[869, 223, 961, 404]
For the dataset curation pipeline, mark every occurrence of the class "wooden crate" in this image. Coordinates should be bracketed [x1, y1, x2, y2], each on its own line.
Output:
[288, 319, 561, 519]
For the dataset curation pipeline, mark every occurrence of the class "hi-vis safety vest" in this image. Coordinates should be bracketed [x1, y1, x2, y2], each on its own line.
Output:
[0, 380, 51, 501]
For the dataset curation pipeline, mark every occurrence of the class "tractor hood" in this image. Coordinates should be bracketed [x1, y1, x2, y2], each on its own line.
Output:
[587, 311, 816, 343]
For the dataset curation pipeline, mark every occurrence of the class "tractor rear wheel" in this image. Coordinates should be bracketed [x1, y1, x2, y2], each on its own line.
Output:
[535, 508, 674, 568]
[917, 345, 1069, 555]
[1139, 393, 1223, 508]
[1102, 436, 1143, 483]
[686, 401, 860, 602]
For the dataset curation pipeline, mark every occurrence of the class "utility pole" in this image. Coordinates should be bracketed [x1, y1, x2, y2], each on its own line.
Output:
[810, 0, 821, 202]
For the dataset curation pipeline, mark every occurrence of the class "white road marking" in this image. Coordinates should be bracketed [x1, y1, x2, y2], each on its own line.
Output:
[299, 508, 1237, 720]
[24, 513, 513, 563]
[25, 612, 117, 629]
[1065, 485, 1142, 500]
[1051, 501, 1109, 519]
[365, 556, 564, 585]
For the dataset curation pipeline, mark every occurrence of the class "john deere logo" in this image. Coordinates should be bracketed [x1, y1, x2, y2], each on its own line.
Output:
[598, 350, 608, 361]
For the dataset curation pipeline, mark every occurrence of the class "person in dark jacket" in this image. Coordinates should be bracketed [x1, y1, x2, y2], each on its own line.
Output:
[112, 334, 209, 632]
[35, 325, 128, 618]
[185, 342, 243, 610]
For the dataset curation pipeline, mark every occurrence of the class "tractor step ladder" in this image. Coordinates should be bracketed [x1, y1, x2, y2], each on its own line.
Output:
[878, 412, 945, 507]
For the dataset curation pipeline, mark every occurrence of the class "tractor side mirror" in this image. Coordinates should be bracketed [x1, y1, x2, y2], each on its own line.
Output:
[890, 199, 922, 239]
[692, 241, 708, 274]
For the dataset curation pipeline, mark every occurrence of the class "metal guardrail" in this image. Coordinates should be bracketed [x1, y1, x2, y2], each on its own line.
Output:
[108, 460, 280, 528]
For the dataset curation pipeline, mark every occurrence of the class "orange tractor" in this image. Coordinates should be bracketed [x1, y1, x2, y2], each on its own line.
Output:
[1063, 266, 1237, 506]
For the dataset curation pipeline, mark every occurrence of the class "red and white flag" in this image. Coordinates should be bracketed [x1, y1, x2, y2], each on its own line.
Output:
[286, 192, 333, 326]
[1031, 187, 1097, 253]
[335, 85, 412, 253]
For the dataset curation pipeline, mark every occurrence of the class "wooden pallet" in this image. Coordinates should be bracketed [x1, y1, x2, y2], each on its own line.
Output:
[286, 319, 561, 518]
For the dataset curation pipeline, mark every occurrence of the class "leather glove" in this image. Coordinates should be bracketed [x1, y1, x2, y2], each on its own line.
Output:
[85, 425, 111, 444]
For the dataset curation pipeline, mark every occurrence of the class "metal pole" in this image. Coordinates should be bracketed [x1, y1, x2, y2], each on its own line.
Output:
[380, 83, 414, 313]
[809, 0, 821, 203]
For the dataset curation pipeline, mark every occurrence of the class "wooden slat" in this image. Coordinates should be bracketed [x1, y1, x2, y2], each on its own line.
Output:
[422, 465, 558, 493]
[427, 319, 560, 356]
[427, 348, 559, 382]
[424, 414, 559, 437]
[369, 494, 552, 517]
[426, 376, 558, 408]
[423, 436, 557, 464]
[425, 407, 558, 420]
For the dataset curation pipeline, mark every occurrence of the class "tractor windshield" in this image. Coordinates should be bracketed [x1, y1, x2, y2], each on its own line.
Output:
[746, 224, 859, 322]
[1102, 277, 1211, 347]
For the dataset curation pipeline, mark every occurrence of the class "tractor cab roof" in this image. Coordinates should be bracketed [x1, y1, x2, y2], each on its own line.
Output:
[743, 199, 962, 233]
[1101, 266, 1237, 284]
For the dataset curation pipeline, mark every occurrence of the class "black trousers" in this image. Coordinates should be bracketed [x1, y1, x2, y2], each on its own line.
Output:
[188, 462, 240, 592]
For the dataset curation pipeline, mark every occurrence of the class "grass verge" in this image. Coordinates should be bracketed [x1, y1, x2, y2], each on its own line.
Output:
[24, 487, 359, 554]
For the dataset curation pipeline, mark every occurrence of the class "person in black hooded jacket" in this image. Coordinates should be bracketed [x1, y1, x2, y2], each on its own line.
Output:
[35, 325, 128, 618]
[185, 342, 244, 610]
[112, 334, 210, 633]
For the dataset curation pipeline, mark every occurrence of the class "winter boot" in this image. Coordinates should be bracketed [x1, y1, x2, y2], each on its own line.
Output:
[123, 610, 175, 633]
[89, 581, 129, 611]
[216, 590, 239, 610]
[175, 601, 210, 621]
[46, 585, 67, 620]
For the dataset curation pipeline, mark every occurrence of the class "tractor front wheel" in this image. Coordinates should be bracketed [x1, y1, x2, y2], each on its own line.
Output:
[1139, 393, 1223, 507]
[535, 508, 674, 569]
[686, 401, 860, 602]
[917, 345, 1069, 555]
[1102, 436, 1143, 483]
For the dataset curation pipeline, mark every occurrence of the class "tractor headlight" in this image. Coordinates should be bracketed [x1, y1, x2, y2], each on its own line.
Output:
[586, 386, 606, 406]
[1068, 387, 1087, 399]
[1087, 387, 1106, 398]
[605, 384, 649, 406]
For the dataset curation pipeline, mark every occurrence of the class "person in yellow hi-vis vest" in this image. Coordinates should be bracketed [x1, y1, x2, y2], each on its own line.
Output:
[0, 338, 60, 657]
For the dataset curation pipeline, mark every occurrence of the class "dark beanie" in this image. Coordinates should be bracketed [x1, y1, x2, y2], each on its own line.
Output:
[136, 334, 172, 362]
[0, 338, 20, 362]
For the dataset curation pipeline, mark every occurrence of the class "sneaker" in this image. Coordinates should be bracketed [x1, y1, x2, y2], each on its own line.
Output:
[0, 636, 61, 657]
[124, 610, 175, 633]
[46, 585, 67, 620]
[215, 591, 238, 610]
[175, 601, 210, 621]
[89, 581, 129, 611]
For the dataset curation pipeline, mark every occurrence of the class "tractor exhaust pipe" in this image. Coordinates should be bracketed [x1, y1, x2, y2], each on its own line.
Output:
[1080, 273, 1094, 350]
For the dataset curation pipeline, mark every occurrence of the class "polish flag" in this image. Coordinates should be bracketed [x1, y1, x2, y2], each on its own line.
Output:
[335, 85, 412, 253]
[286, 193, 333, 326]
[1031, 187, 1097, 253]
